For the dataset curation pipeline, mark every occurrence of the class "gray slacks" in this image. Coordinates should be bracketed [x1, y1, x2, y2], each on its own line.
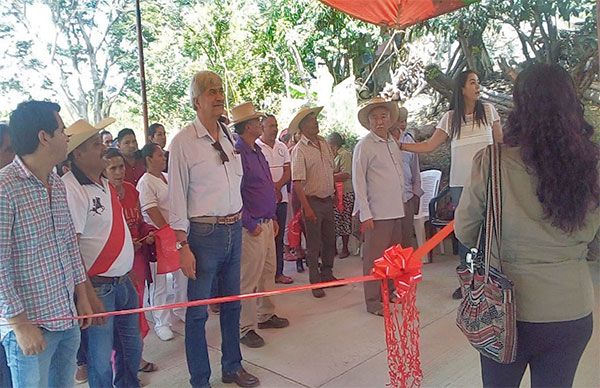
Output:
[362, 218, 403, 312]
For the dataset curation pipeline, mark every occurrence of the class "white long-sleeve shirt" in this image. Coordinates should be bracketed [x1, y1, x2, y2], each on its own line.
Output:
[168, 117, 243, 232]
[352, 132, 405, 222]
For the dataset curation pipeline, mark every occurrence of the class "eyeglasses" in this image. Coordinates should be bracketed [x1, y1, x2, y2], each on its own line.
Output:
[211, 141, 230, 164]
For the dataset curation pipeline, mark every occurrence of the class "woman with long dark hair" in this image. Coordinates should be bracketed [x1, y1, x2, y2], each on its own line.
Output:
[400, 70, 503, 298]
[455, 63, 599, 387]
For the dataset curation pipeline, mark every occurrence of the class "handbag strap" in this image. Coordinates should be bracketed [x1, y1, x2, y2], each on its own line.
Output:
[484, 144, 502, 282]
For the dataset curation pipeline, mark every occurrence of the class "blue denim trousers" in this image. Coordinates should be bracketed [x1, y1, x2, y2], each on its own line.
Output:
[186, 221, 243, 388]
[2, 326, 80, 388]
[86, 276, 142, 388]
[0, 342, 12, 387]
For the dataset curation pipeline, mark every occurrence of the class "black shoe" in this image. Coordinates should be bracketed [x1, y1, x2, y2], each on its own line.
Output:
[296, 259, 305, 273]
[258, 315, 289, 329]
[312, 288, 326, 298]
[222, 368, 260, 387]
[452, 287, 463, 300]
[240, 330, 265, 348]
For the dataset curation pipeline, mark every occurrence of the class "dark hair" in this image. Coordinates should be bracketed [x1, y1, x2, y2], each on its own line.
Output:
[327, 132, 345, 147]
[8, 100, 61, 156]
[0, 123, 9, 147]
[504, 63, 599, 232]
[55, 159, 71, 177]
[234, 121, 248, 135]
[117, 128, 136, 143]
[141, 142, 161, 166]
[449, 70, 488, 139]
[100, 130, 112, 138]
[103, 147, 125, 162]
[148, 123, 164, 138]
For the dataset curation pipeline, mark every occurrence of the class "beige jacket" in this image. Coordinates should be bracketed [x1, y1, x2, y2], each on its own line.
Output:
[455, 145, 599, 323]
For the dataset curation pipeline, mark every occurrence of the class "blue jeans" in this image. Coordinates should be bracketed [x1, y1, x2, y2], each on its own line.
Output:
[275, 202, 288, 276]
[0, 342, 12, 387]
[76, 330, 87, 366]
[186, 221, 243, 388]
[2, 326, 80, 388]
[450, 186, 469, 266]
[86, 276, 142, 388]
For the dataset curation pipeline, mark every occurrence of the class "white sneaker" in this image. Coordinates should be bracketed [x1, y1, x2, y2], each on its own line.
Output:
[155, 325, 174, 341]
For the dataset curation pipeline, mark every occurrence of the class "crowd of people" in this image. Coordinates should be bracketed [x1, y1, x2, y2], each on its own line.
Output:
[0, 62, 597, 388]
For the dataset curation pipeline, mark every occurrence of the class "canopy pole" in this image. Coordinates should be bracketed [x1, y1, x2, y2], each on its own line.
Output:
[135, 0, 149, 142]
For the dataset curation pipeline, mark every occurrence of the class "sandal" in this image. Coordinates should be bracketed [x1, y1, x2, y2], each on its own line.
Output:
[275, 274, 294, 284]
[139, 360, 158, 373]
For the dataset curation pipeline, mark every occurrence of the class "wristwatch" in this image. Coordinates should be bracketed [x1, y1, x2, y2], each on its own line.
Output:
[175, 240, 188, 250]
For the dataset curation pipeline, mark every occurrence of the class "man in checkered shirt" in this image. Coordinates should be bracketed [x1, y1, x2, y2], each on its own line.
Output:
[0, 101, 93, 387]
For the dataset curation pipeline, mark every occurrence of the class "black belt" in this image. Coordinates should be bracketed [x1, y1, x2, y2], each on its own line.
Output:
[90, 272, 130, 285]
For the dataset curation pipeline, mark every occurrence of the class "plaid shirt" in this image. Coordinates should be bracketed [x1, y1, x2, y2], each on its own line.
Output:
[0, 157, 87, 335]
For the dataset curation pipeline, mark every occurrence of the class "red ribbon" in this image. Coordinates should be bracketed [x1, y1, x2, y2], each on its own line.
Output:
[372, 245, 423, 291]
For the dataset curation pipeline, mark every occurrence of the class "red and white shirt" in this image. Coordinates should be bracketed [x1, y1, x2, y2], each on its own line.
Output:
[62, 168, 134, 277]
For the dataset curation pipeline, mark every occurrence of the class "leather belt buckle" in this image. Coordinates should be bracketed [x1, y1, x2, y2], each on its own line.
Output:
[217, 212, 242, 224]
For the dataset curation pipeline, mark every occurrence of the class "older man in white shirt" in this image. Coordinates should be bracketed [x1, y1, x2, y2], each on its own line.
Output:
[168, 71, 259, 388]
[352, 97, 405, 316]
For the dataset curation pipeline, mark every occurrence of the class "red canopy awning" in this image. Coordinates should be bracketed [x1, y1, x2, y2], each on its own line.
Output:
[319, 0, 476, 29]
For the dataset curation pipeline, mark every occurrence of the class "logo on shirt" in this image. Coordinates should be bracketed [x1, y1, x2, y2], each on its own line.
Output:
[277, 148, 285, 157]
[91, 197, 105, 215]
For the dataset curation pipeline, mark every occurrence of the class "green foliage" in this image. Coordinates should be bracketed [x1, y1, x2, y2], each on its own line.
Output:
[0, 0, 138, 121]
[1, 0, 597, 135]
[177, 0, 381, 110]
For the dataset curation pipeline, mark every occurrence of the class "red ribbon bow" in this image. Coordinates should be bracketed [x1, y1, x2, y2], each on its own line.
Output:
[372, 245, 423, 293]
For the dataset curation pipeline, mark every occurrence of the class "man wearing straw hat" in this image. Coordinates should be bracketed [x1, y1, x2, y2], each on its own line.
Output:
[290, 106, 340, 298]
[0, 101, 92, 387]
[352, 97, 406, 316]
[62, 117, 143, 388]
[230, 102, 290, 349]
[169, 71, 259, 388]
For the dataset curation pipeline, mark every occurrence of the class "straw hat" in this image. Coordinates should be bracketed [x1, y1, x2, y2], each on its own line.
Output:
[228, 102, 264, 126]
[357, 97, 399, 129]
[287, 106, 323, 136]
[67, 117, 116, 154]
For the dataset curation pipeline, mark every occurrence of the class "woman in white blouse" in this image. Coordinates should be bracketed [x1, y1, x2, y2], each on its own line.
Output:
[137, 142, 187, 341]
[400, 70, 503, 299]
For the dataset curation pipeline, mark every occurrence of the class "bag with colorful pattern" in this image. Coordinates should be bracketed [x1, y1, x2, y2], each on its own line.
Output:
[455, 144, 517, 364]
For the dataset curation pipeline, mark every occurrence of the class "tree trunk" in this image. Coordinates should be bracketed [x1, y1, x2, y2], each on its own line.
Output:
[288, 41, 311, 98]
[480, 87, 513, 114]
[456, 22, 494, 79]
[572, 49, 599, 98]
[424, 64, 454, 101]
[597, 0, 600, 69]
[497, 57, 518, 82]
[583, 81, 600, 105]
